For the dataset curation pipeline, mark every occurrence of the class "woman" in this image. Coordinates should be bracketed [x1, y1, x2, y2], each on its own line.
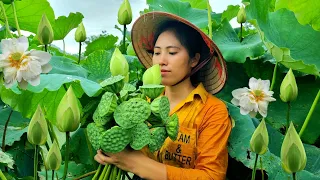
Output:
[94, 12, 232, 180]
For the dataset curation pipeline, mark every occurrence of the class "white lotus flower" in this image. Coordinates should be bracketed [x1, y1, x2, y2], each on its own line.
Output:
[231, 77, 276, 117]
[0, 36, 52, 89]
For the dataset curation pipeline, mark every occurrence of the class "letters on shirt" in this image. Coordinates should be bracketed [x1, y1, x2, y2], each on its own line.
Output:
[178, 133, 190, 144]
[163, 132, 194, 166]
[164, 150, 192, 165]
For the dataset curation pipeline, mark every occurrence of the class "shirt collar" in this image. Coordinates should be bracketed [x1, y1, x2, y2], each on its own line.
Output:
[184, 83, 208, 104]
[160, 83, 208, 104]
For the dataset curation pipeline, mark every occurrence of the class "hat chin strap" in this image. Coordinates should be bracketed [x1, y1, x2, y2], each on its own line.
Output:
[171, 55, 212, 87]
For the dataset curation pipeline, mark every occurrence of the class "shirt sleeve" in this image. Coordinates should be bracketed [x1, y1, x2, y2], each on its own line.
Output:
[166, 100, 232, 180]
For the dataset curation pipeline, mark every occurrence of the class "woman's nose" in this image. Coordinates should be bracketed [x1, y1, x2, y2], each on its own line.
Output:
[158, 54, 167, 65]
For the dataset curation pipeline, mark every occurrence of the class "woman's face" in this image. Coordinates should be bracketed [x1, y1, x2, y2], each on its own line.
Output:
[152, 30, 198, 86]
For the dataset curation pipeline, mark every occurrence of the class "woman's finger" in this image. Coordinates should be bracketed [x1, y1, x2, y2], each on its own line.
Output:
[94, 153, 104, 164]
[98, 149, 113, 157]
[96, 150, 115, 164]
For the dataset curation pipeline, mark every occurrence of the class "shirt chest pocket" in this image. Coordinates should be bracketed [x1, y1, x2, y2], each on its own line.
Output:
[158, 126, 198, 169]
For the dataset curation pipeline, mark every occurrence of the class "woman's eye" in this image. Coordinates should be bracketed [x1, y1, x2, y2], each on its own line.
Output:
[154, 52, 160, 55]
[169, 52, 177, 55]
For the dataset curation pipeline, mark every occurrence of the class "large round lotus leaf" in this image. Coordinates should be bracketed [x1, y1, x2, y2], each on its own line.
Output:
[93, 92, 117, 126]
[100, 75, 125, 94]
[114, 98, 151, 129]
[151, 96, 170, 121]
[166, 113, 179, 141]
[149, 127, 167, 153]
[86, 123, 106, 151]
[130, 123, 151, 150]
[139, 84, 165, 100]
[100, 126, 131, 153]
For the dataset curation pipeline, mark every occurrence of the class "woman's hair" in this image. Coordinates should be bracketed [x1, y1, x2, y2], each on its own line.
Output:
[152, 20, 210, 86]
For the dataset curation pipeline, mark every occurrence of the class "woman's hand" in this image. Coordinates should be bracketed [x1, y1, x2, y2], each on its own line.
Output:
[94, 148, 167, 180]
[94, 148, 144, 172]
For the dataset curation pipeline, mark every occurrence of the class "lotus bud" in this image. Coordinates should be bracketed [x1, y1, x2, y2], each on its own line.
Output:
[117, 0, 132, 25]
[27, 105, 48, 145]
[110, 47, 129, 77]
[281, 122, 307, 173]
[237, 6, 246, 24]
[37, 14, 54, 45]
[250, 119, 269, 155]
[56, 85, 80, 132]
[45, 140, 62, 170]
[280, 68, 298, 102]
[1, 0, 13, 5]
[75, 22, 86, 42]
[142, 64, 161, 85]
[126, 42, 136, 56]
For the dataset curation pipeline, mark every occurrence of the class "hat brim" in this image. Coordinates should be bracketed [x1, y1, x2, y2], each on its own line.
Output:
[131, 11, 227, 94]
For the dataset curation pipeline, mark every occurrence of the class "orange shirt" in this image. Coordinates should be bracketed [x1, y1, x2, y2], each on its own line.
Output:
[145, 83, 232, 180]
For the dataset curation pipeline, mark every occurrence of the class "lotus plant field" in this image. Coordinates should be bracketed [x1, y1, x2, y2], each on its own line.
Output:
[0, 0, 319, 180]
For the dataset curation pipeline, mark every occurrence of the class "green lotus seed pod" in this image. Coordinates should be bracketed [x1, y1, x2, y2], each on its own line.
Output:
[250, 119, 269, 155]
[93, 92, 117, 126]
[75, 22, 86, 42]
[140, 84, 165, 100]
[150, 96, 170, 120]
[281, 122, 307, 173]
[110, 48, 129, 77]
[86, 123, 106, 151]
[280, 68, 298, 102]
[37, 14, 54, 45]
[56, 85, 80, 132]
[27, 105, 48, 145]
[142, 64, 161, 85]
[117, 0, 132, 25]
[166, 113, 179, 141]
[100, 126, 131, 153]
[114, 98, 151, 129]
[45, 140, 62, 170]
[149, 127, 167, 153]
[100, 75, 125, 94]
[130, 123, 151, 150]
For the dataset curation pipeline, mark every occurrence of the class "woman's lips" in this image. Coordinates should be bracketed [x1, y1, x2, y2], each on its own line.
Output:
[161, 69, 170, 75]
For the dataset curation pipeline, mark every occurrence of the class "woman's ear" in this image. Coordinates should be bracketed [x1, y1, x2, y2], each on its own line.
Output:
[190, 53, 200, 68]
